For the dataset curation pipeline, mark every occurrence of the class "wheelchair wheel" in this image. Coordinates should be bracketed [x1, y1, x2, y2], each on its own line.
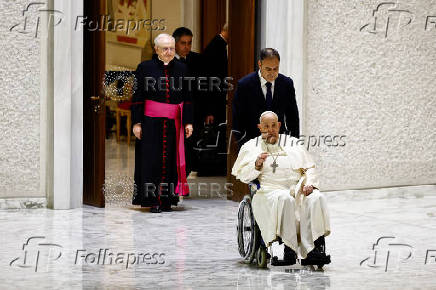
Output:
[237, 195, 259, 263]
[256, 246, 268, 268]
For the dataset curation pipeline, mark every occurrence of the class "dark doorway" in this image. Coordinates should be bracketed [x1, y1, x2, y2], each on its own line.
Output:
[83, 0, 106, 207]
[227, 0, 257, 202]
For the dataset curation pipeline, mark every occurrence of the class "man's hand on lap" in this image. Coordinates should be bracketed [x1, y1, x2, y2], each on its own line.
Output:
[133, 123, 142, 140]
[185, 124, 193, 138]
[302, 185, 314, 196]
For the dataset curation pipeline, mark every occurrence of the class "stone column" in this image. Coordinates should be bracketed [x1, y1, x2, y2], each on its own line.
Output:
[48, 0, 83, 209]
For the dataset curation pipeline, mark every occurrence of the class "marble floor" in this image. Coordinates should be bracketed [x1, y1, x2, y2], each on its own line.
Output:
[104, 134, 228, 204]
[105, 133, 135, 178]
[1, 184, 436, 289]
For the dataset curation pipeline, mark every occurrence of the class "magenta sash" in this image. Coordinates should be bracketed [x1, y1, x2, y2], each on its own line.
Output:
[144, 100, 189, 196]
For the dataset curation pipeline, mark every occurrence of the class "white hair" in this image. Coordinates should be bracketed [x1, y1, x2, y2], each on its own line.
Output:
[259, 111, 278, 123]
[154, 33, 175, 47]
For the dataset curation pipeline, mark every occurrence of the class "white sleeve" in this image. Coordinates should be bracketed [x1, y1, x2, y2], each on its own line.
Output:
[305, 167, 320, 189]
[231, 142, 262, 184]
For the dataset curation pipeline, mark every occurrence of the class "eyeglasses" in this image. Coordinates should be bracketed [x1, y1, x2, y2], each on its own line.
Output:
[160, 47, 175, 52]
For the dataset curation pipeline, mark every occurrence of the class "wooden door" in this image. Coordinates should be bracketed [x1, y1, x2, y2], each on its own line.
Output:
[201, 0, 227, 51]
[227, 0, 256, 202]
[83, 0, 106, 207]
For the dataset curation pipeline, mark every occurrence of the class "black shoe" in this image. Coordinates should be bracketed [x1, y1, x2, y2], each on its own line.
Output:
[161, 204, 172, 212]
[150, 206, 162, 213]
[301, 236, 331, 266]
[132, 197, 141, 205]
[271, 245, 297, 266]
[308, 236, 327, 258]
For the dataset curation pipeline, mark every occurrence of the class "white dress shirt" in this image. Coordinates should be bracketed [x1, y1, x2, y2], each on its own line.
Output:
[258, 70, 275, 99]
[174, 53, 186, 62]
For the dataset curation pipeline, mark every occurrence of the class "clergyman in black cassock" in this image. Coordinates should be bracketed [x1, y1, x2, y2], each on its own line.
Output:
[131, 34, 193, 212]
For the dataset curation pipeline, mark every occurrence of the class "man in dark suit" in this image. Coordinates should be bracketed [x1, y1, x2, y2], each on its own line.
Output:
[172, 27, 205, 174]
[232, 48, 300, 144]
[203, 24, 228, 125]
[172, 27, 203, 75]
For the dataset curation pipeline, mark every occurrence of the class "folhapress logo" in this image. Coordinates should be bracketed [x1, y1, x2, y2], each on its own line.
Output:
[10, 236, 167, 272]
[9, 236, 63, 272]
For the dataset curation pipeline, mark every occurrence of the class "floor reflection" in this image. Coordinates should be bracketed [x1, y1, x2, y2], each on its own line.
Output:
[1, 185, 436, 289]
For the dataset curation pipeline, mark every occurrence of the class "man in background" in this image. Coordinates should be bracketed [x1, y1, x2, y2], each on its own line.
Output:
[232, 48, 300, 145]
[172, 27, 205, 175]
[203, 24, 228, 125]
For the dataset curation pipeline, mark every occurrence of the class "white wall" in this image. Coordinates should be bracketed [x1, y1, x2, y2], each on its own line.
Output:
[264, 0, 436, 190]
[0, 0, 41, 198]
[262, 0, 305, 124]
[181, 0, 201, 52]
[1, 0, 203, 208]
[151, 0, 201, 52]
[151, 0, 183, 43]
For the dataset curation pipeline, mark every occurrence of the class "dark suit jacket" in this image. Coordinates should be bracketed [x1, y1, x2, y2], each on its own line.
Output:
[232, 72, 300, 143]
[178, 51, 203, 75]
[203, 35, 228, 122]
[203, 35, 228, 80]
[176, 51, 206, 127]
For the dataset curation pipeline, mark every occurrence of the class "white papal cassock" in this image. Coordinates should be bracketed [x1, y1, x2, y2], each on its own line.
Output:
[232, 135, 331, 258]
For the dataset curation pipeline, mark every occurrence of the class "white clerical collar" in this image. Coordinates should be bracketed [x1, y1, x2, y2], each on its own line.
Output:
[258, 70, 275, 87]
[158, 55, 169, 65]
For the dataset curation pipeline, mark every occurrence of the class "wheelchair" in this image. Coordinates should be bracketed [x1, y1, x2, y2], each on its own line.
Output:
[237, 180, 331, 269]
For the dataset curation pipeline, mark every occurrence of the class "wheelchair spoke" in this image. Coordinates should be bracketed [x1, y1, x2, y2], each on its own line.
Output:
[237, 196, 257, 262]
[242, 203, 253, 255]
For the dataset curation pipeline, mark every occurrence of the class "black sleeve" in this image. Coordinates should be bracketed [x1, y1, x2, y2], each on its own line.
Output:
[131, 63, 144, 125]
[182, 66, 194, 125]
[232, 81, 246, 142]
[193, 53, 212, 118]
[202, 36, 228, 117]
[200, 51, 217, 117]
[285, 78, 300, 138]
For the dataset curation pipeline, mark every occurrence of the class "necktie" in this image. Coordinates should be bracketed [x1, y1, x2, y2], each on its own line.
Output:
[180, 57, 186, 64]
[265, 82, 272, 110]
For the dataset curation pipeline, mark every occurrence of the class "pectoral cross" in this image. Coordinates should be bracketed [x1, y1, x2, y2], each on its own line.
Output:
[271, 160, 279, 173]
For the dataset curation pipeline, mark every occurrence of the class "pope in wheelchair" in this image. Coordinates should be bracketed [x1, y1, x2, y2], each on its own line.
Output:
[233, 111, 331, 269]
